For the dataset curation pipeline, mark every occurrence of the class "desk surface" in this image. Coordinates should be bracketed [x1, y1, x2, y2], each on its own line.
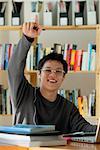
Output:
[0, 142, 100, 150]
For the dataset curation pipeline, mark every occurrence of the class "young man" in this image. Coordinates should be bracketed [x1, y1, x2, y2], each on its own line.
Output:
[8, 22, 96, 134]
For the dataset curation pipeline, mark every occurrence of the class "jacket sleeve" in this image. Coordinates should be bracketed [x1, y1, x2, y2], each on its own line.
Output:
[69, 104, 97, 132]
[8, 35, 34, 111]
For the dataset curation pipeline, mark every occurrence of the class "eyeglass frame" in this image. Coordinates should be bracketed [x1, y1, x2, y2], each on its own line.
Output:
[40, 68, 65, 76]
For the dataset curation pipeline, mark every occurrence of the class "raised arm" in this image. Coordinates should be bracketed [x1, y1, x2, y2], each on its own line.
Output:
[8, 22, 41, 108]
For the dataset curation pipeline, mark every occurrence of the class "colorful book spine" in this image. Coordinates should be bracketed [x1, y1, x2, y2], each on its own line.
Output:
[74, 49, 83, 71]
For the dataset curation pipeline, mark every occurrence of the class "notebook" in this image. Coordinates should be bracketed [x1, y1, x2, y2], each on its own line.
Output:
[62, 119, 100, 143]
[0, 124, 56, 135]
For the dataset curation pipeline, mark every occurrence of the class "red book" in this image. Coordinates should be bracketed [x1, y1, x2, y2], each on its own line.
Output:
[67, 44, 72, 71]
[74, 50, 83, 71]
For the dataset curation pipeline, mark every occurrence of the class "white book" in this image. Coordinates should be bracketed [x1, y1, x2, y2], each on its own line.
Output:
[0, 17, 4, 25]
[12, 17, 20, 26]
[60, 17, 68, 26]
[0, 44, 5, 70]
[0, 138, 66, 147]
[6, 89, 11, 115]
[43, 12, 52, 26]
[26, 49, 31, 71]
[87, 0, 95, 11]
[90, 49, 96, 71]
[0, 132, 62, 142]
[75, 17, 83, 25]
[59, 1, 66, 13]
[88, 93, 92, 116]
[81, 51, 88, 71]
[63, 43, 68, 61]
[24, 0, 39, 23]
[30, 46, 34, 71]
[87, 43, 93, 71]
[1, 2, 6, 13]
[87, 11, 96, 25]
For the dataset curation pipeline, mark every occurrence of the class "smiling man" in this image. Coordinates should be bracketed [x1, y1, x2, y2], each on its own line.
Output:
[8, 22, 97, 134]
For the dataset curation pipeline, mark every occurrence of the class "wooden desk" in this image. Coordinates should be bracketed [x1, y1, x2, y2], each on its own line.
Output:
[0, 142, 100, 150]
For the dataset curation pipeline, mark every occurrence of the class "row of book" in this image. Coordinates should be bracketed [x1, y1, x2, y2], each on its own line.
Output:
[0, 43, 16, 70]
[0, 83, 96, 117]
[63, 43, 96, 71]
[57, 0, 97, 25]
[26, 42, 96, 72]
[0, 42, 96, 72]
[58, 88, 96, 117]
[0, 85, 12, 115]
[0, 41, 96, 71]
[0, 0, 100, 26]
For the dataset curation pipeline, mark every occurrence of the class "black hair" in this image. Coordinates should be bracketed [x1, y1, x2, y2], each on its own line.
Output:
[38, 53, 68, 74]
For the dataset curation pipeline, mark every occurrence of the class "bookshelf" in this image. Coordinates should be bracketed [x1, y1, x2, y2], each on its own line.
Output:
[0, 25, 100, 120]
[0, 0, 100, 26]
[0, 0, 100, 125]
[0, 25, 100, 114]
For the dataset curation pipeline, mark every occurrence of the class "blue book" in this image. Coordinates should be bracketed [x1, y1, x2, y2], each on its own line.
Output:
[0, 124, 55, 135]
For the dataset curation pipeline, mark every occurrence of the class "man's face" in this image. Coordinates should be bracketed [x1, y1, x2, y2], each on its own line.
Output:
[39, 60, 65, 92]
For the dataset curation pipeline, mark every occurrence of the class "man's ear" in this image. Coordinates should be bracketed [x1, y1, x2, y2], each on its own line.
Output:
[62, 74, 66, 81]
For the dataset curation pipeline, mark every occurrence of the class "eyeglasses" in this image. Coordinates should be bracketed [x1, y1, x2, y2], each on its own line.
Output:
[41, 68, 65, 76]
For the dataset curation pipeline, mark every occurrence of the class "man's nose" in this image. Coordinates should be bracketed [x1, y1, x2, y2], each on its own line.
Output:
[49, 70, 57, 76]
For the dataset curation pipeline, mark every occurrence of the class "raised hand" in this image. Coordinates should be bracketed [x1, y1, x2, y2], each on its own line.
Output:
[22, 22, 42, 38]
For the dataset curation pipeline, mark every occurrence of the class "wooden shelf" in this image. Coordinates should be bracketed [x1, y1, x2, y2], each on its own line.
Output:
[0, 114, 12, 116]
[0, 25, 97, 31]
[42, 25, 97, 30]
[68, 71, 96, 74]
[0, 70, 95, 75]
[25, 70, 96, 74]
[0, 26, 22, 31]
[25, 70, 38, 75]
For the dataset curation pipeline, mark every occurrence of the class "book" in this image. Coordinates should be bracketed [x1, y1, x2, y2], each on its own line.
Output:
[0, 133, 66, 147]
[78, 96, 84, 115]
[87, 43, 93, 71]
[83, 96, 88, 116]
[54, 43, 62, 54]
[81, 51, 88, 71]
[1, 2, 6, 13]
[0, 124, 55, 135]
[0, 85, 2, 114]
[0, 132, 62, 142]
[90, 49, 96, 71]
[70, 44, 77, 70]
[74, 49, 83, 71]
[0, 125, 66, 147]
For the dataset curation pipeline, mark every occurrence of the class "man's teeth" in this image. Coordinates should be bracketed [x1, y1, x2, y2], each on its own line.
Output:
[48, 79, 57, 83]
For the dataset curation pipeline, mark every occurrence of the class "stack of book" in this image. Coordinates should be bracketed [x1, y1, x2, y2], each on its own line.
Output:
[0, 124, 66, 147]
